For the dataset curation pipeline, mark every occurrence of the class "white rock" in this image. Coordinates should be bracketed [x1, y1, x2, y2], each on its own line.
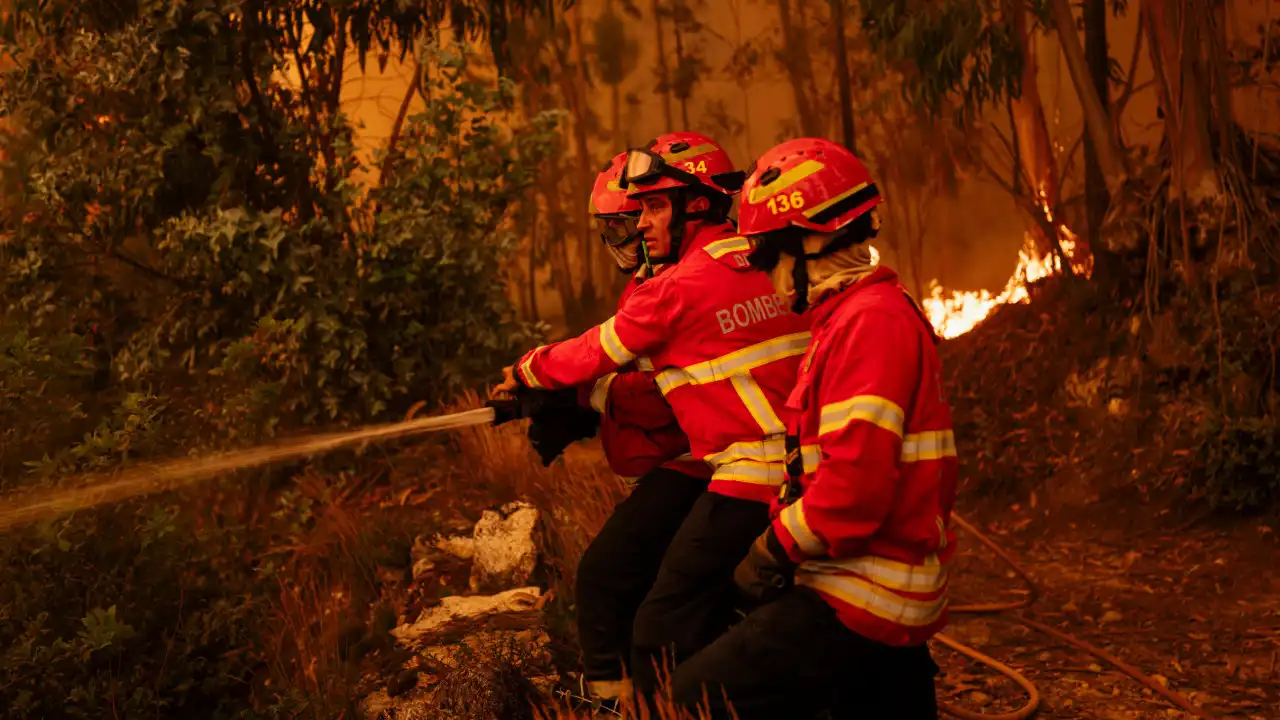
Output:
[469, 501, 539, 593]
[433, 534, 475, 560]
[391, 586, 543, 645]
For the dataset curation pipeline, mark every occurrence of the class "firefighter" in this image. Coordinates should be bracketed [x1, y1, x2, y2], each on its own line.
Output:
[666, 137, 957, 719]
[493, 131, 809, 706]
[556, 152, 714, 709]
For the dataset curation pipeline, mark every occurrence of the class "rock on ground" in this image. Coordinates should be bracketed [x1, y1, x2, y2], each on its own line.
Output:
[468, 501, 539, 593]
[391, 586, 545, 646]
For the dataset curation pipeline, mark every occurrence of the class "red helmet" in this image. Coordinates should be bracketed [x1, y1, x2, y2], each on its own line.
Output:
[621, 131, 743, 198]
[738, 137, 882, 236]
[589, 152, 641, 217]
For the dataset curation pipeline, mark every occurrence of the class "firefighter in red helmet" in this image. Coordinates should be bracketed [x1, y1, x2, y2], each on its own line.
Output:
[494, 132, 808, 709]
[667, 137, 957, 719]
[547, 152, 714, 709]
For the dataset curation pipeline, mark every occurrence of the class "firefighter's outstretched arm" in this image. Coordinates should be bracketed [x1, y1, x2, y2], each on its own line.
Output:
[509, 275, 681, 391]
[772, 310, 918, 563]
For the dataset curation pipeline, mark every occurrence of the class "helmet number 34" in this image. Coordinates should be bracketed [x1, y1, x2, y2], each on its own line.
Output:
[683, 160, 709, 173]
[767, 191, 806, 215]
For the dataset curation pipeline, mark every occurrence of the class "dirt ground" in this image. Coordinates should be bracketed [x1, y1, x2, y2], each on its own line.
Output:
[937, 497, 1280, 720]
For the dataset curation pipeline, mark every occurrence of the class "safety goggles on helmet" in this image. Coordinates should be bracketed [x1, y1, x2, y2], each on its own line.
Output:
[619, 148, 704, 190]
[595, 215, 640, 248]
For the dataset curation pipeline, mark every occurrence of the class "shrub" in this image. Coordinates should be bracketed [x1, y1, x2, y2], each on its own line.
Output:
[1193, 415, 1280, 511]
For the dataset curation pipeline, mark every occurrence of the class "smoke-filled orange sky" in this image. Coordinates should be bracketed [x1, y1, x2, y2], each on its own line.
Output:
[330, 0, 1277, 328]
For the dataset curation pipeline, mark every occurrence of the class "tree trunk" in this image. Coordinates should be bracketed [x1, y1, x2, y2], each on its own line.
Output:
[570, 5, 597, 308]
[651, 0, 675, 130]
[673, 11, 690, 128]
[1083, 0, 1124, 287]
[612, 82, 622, 148]
[1009, 1, 1064, 256]
[776, 0, 822, 136]
[730, 1, 754, 157]
[1143, 0, 1220, 205]
[1048, 0, 1126, 193]
[1083, 0, 1111, 246]
[830, 0, 856, 152]
[516, 186, 541, 322]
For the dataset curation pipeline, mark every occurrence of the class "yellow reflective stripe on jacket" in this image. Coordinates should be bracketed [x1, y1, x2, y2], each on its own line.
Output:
[705, 437, 786, 465]
[711, 459, 788, 486]
[599, 317, 636, 366]
[797, 572, 948, 627]
[779, 499, 825, 556]
[703, 439, 819, 472]
[590, 373, 616, 413]
[901, 429, 956, 462]
[656, 332, 811, 394]
[818, 395, 904, 438]
[518, 350, 545, 389]
[703, 236, 752, 259]
[799, 554, 948, 595]
[636, 356, 655, 372]
[936, 517, 948, 550]
[731, 375, 786, 435]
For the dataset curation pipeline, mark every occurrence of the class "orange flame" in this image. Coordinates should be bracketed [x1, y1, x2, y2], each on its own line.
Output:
[915, 201, 1090, 340]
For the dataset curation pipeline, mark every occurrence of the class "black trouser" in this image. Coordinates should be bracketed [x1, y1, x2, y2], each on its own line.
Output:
[629, 492, 772, 698]
[575, 467, 709, 683]
[669, 586, 940, 720]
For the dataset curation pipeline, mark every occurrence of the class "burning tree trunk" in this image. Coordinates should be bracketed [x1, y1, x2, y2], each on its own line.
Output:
[1048, 0, 1126, 194]
[1009, 3, 1059, 222]
[1006, 0, 1081, 269]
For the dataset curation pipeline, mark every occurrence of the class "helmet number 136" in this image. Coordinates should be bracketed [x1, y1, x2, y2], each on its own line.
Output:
[767, 191, 806, 215]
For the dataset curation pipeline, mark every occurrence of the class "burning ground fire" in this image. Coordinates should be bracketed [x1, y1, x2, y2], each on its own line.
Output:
[918, 232, 1081, 339]
[902, 203, 1089, 340]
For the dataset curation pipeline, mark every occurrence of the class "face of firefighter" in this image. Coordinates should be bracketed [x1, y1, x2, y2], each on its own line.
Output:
[637, 192, 710, 258]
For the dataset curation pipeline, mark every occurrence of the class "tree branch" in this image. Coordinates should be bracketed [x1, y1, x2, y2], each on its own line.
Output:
[1112, 9, 1148, 136]
[379, 61, 422, 189]
[1057, 131, 1086, 189]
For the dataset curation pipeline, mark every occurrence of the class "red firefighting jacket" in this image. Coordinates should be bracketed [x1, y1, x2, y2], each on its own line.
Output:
[517, 221, 809, 503]
[770, 266, 959, 647]
[575, 268, 710, 480]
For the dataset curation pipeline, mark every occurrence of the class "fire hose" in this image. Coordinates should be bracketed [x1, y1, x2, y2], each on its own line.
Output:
[936, 513, 1219, 720]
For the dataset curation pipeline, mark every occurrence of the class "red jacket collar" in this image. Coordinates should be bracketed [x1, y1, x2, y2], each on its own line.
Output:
[678, 221, 737, 260]
[805, 265, 899, 325]
[806, 265, 942, 344]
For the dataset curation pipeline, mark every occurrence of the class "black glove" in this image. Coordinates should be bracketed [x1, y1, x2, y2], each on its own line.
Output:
[527, 402, 601, 466]
[732, 528, 798, 604]
[487, 385, 579, 425]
